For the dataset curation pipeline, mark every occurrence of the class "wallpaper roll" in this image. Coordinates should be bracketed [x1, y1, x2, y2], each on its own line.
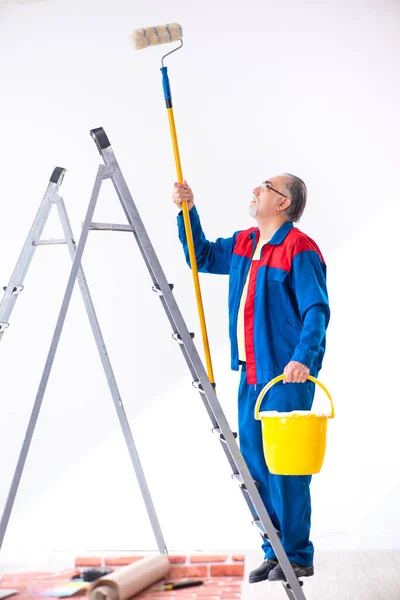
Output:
[88, 555, 170, 600]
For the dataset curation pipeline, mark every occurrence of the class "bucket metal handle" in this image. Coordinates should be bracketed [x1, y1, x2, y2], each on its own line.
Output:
[254, 374, 334, 421]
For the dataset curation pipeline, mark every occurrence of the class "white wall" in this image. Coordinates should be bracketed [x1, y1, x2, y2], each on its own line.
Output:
[0, 0, 399, 568]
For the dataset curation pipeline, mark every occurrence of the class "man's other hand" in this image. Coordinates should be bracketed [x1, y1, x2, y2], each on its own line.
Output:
[283, 361, 310, 383]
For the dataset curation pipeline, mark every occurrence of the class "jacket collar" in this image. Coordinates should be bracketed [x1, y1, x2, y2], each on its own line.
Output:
[248, 221, 294, 246]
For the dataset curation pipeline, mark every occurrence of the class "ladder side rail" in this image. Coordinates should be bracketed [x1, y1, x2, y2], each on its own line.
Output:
[0, 179, 61, 339]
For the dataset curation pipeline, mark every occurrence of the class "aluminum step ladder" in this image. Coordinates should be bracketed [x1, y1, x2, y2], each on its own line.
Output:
[1, 131, 309, 599]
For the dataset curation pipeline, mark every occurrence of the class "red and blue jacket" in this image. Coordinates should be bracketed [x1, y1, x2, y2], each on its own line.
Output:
[178, 207, 330, 385]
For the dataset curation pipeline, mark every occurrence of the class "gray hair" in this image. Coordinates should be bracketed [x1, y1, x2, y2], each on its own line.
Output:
[282, 173, 307, 222]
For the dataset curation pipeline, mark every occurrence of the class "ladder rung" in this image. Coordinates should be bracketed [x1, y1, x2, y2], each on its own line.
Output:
[212, 427, 238, 441]
[152, 283, 174, 297]
[232, 473, 259, 489]
[252, 519, 267, 537]
[0, 322, 10, 332]
[3, 285, 24, 295]
[33, 239, 67, 246]
[90, 222, 134, 232]
[252, 519, 282, 541]
[192, 380, 217, 393]
[192, 380, 206, 394]
[172, 332, 195, 344]
[286, 580, 304, 590]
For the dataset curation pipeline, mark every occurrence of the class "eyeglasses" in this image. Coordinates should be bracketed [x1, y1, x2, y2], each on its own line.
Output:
[260, 181, 289, 199]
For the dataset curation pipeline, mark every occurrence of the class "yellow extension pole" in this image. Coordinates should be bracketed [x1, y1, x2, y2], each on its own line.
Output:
[166, 106, 216, 387]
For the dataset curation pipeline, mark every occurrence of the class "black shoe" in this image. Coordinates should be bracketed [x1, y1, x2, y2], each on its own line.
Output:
[248, 559, 278, 583]
[268, 562, 314, 582]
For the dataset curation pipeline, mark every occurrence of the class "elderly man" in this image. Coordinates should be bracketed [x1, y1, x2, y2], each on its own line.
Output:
[172, 174, 329, 583]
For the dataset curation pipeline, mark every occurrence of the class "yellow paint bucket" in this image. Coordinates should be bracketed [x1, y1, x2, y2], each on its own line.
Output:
[254, 375, 334, 475]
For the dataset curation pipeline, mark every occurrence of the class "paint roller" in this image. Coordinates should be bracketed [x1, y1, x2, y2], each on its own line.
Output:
[131, 24, 216, 390]
[88, 555, 170, 600]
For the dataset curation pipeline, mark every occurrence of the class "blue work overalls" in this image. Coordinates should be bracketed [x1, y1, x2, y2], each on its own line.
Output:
[178, 207, 329, 566]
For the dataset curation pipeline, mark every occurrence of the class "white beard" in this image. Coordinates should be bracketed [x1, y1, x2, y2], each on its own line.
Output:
[248, 195, 258, 219]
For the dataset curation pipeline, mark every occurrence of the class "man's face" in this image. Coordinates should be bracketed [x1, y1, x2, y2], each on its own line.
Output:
[249, 175, 289, 220]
